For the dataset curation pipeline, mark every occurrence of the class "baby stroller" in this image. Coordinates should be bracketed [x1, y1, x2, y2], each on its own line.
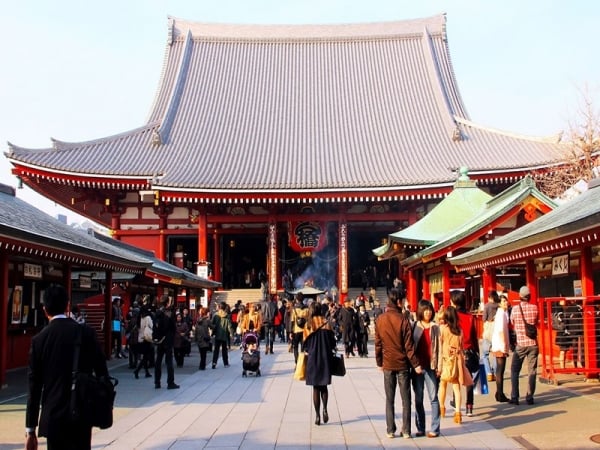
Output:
[241, 330, 261, 377]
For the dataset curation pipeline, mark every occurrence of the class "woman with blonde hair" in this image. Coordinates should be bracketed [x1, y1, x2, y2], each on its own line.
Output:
[240, 302, 262, 335]
[437, 305, 473, 424]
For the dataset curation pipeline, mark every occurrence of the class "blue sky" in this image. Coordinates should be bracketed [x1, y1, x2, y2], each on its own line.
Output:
[1, 0, 598, 223]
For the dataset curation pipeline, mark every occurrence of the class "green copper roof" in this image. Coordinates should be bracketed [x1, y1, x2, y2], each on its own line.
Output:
[373, 168, 491, 259]
[449, 178, 599, 269]
[401, 176, 557, 267]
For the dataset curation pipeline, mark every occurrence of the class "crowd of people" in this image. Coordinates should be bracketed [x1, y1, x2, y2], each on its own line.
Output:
[111, 283, 541, 439]
[26, 282, 545, 449]
[373, 285, 540, 439]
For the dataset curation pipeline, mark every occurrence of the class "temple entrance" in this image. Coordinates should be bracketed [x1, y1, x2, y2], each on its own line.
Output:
[349, 230, 396, 290]
[222, 234, 267, 289]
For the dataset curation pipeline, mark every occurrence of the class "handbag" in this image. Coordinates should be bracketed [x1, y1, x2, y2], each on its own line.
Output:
[330, 352, 346, 377]
[518, 304, 537, 340]
[441, 349, 459, 382]
[464, 348, 480, 373]
[143, 322, 154, 343]
[70, 326, 118, 429]
[293, 352, 307, 381]
[482, 320, 494, 341]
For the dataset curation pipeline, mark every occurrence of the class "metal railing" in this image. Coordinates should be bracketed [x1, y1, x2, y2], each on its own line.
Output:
[537, 296, 600, 384]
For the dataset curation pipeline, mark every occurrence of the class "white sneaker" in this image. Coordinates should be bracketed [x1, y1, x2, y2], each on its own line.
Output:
[386, 432, 395, 439]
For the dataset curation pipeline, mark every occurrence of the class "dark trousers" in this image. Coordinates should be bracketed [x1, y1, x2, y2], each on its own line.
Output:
[495, 355, 507, 396]
[135, 341, 152, 375]
[511, 344, 539, 402]
[263, 323, 275, 351]
[383, 369, 412, 435]
[357, 332, 368, 356]
[212, 339, 229, 366]
[47, 426, 91, 450]
[112, 331, 123, 357]
[174, 346, 185, 367]
[198, 345, 209, 369]
[155, 343, 175, 386]
[291, 331, 303, 363]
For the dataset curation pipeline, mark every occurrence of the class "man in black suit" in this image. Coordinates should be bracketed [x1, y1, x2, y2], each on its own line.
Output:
[153, 294, 179, 389]
[25, 284, 108, 450]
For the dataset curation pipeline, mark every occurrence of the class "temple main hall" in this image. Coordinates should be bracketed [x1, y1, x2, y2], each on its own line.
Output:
[6, 14, 566, 300]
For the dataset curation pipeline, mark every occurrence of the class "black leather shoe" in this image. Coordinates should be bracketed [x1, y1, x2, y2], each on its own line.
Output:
[526, 398, 534, 405]
[155, 384, 161, 389]
[497, 393, 510, 402]
[508, 398, 519, 405]
[323, 409, 329, 424]
[167, 383, 180, 390]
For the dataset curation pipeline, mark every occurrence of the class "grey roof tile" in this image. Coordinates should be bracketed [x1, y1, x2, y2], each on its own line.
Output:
[0, 185, 150, 270]
[6, 15, 567, 194]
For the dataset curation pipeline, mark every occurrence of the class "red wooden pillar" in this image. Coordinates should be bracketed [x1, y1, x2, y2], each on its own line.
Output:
[0, 252, 8, 387]
[581, 246, 594, 296]
[158, 229, 165, 261]
[268, 220, 278, 295]
[482, 266, 494, 298]
[407, 269, 418, 308]
[212, 226, 221, 283]
[580, 246, 598, 377]
[442, 262, 451, 307]
[525, 259, 537, 306]
[197, 212, 208, 263]
[338, 221, 348, 303]
[111, 212, 121, 231]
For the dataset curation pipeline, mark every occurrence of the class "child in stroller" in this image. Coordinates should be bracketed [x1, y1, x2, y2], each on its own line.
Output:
[241, 330, 261, 377]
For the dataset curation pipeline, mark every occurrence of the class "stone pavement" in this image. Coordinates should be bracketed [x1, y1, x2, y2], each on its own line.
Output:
[1, 340, 600, 449]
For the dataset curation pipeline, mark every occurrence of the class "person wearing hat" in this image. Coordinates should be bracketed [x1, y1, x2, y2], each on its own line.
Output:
[509, 285, 539, 405]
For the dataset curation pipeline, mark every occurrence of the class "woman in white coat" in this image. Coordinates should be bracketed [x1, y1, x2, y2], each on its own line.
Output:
[490, 295, 510, 402]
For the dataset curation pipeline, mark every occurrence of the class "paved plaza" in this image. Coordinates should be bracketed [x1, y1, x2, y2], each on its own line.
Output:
[1, 340, 599, 449]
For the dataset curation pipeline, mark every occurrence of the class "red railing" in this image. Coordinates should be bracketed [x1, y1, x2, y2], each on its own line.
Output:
[537, 296, 600, 385]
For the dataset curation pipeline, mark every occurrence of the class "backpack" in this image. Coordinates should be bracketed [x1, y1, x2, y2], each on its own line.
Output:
[552, 311, 565, 332]
[295, 309, 307, 328]
[152, 311, 167, 344]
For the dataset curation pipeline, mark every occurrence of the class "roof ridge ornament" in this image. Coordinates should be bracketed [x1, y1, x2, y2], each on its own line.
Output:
[452, 126, 462, 142]
[168, 17, 175, 46]
[151, 129, 162, 146]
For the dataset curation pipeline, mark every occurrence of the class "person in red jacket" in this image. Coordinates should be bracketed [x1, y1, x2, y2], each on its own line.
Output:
[450, 290, 479, 417]
[375, 288, 422, 439]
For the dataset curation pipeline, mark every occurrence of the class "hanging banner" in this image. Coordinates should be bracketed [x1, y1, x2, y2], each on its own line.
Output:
[288, 221, 327, 253]
[269, 223, 278, 294]
[339, 223, 348, 293]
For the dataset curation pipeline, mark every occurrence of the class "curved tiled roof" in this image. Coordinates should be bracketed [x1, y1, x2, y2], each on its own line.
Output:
[6, 15, 567, 194]
[449, 178, 600, 270]
[0, 184, 150, 272]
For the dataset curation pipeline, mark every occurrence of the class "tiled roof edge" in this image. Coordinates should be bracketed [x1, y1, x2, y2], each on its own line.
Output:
[167, 14, 446, 41]
[455, 116, 564, 144]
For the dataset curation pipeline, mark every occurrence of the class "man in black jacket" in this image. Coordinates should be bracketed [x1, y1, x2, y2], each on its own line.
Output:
[26, 284, 108, 450]
[261, 295, 278, 354]
[153, 295, 179, 389]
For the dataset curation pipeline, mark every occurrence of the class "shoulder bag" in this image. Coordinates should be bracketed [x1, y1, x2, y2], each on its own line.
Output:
[70, 326, 118, 429]
[518, 304, 537, 340]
